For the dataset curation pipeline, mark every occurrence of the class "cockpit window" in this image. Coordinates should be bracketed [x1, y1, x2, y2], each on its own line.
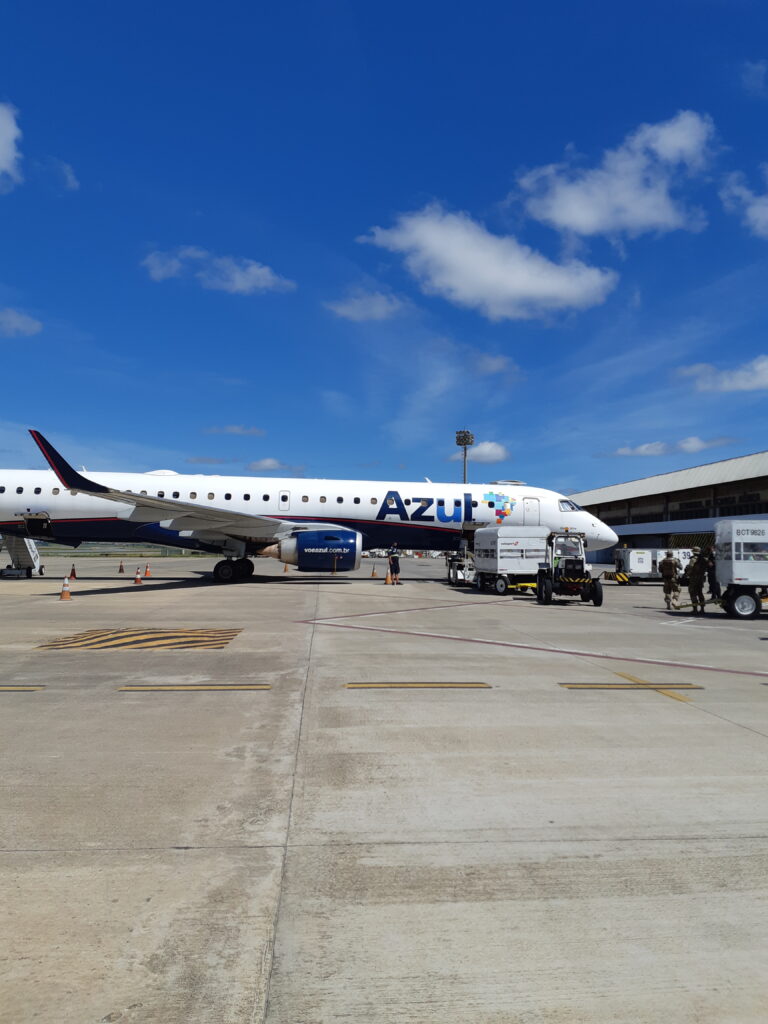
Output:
[559, 499, 583, 512]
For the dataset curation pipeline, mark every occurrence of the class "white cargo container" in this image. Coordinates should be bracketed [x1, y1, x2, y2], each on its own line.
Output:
[714, 520, 768, 618]
[613, 547, 693, 582]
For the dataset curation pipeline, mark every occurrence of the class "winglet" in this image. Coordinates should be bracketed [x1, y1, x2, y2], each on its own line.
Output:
[29, 430, 110, 494]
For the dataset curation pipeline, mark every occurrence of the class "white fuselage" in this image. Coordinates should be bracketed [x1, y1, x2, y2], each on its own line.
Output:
[0, 469, 618, 552]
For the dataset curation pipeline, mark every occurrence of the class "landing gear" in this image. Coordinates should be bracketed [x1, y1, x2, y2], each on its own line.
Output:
[212, 558, 254, 583]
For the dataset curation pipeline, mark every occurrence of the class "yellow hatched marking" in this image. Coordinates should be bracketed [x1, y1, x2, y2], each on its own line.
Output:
[345, 682, 491, 689]
[40, 628, 241, 650]
[561, 684, 701, 691]
[120, 684, 270, 691]
[0, 685, 45, 691]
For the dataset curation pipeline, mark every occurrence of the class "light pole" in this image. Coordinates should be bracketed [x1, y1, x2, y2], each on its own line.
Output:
[455, 429, 475, 485]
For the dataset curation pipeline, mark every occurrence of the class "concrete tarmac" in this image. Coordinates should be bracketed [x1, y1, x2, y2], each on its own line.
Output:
[1, 557, 767, 1023]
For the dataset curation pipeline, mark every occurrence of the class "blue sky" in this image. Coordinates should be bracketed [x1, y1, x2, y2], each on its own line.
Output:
[2, 0, 768, 492]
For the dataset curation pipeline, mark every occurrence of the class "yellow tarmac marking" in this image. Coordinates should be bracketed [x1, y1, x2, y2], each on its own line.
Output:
[0, 685, 45, 691]
[560, 672, 703, 701]
[39, 628, 242, 650]
[119, 684, 271, 691]
[345, 682, 491, 689]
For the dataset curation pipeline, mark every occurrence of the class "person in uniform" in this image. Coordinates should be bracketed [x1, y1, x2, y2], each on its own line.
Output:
[658, 549, 682, 609]
[706, 551, 721, 601]
[686, 546, 707, 614]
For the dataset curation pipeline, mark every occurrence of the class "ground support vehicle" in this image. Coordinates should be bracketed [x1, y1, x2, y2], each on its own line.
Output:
[714, 520, 768, 619]
[445, 551, 476, 587]
[611, 547, 693, 584]
[471, 526, 603, 605]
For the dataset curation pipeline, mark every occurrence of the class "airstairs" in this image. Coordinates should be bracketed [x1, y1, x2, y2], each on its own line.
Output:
[0, 534, 43, 576]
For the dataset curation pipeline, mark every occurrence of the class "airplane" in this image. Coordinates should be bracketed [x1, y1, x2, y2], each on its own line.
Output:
[0, 430, 618, 582]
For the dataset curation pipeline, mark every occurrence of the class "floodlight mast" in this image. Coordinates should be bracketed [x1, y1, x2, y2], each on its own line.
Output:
[455, 429, 475, 485]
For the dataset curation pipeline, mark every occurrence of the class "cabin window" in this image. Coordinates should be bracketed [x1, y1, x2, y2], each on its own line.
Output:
[16, 486, 23, 494]
[404, 498, 411, 505]
[207, 492, 215, 500]
[189, 491, 197, 499]
[157, 491, 165, 498]
[302, 495, 309, 502]
[52, 487, 59, 495]
[370, 498, 378, 504]
[437, 499, 444, 507]
[454, 499, 461, 507]
[472, 500, 478, 507]
[337, 496, 343, 503]
[387, 497, 395, 506]
[225, 493, 232, 501]
[420, 499, 429, 507]
[244, 494, 250, 501]
[172, 491, 180, 499]
[487, 501, 495, 508]
[0, 486, 5, 493]
[353, 497, 360, 504]
[34, 487, 41, 495]
[140, 490, 147, 496]
[320, 496, 327, 503]
[262, 494, 270, 501]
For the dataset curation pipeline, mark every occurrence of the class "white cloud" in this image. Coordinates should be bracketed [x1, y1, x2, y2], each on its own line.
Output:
[676, 435, 735, 453]
[519, 110, 714, 237]
[476, 353, 517, 376]
[141, 246, 295, 294]
[324, 290, 404, 321]
[615, 441, 669, 456]
[720, 169, 768, 238]
[362, 204, 617, 321]
[0, 308, 42, 337]
[680, 354, 768, 391]
[206, 425, 265, 436]
[0, 103, 23, 192]
[741, 59, 768, 97]
[50, 158, 79, 191]
[449, 440, 510, 463]
[615, 436, 734, 456]
[248, 457, 284, 471]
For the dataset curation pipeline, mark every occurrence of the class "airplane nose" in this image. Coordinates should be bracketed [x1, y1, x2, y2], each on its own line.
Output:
[597, 522, 618, 548]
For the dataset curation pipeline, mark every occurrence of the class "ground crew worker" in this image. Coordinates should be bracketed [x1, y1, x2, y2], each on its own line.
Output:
[706, 552, 721, 601]
[658, 549, 682, 609]
[686, 546, 707, 615]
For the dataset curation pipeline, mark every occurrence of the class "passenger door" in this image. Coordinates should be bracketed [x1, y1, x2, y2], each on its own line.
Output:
[523, 497, 540, 525]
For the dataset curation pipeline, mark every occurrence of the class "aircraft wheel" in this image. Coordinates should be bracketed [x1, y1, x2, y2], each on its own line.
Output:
[242, 559, 255, 577]
[213, 559, 237, 583]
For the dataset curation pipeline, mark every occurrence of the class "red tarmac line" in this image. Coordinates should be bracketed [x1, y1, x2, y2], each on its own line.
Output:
[310, 621, 768, 680]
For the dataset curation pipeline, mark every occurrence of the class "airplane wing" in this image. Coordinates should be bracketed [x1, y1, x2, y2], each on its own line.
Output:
[29, 430, 308, 540]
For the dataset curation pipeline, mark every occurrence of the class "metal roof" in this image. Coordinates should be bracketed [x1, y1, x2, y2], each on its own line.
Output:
[571, 451, 768, 505]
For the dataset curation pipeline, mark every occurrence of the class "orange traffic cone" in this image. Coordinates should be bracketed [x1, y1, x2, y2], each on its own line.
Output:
[370, 563, 378, 578]
[144, 563, 151, 578]
[118, 560, 125, 574]
[59, 577, 72, 601]
[133, 567, 143, 585]
[385, 570, 393, 585]
[283, 562, 290, 574]
[69, 563, 77, 580]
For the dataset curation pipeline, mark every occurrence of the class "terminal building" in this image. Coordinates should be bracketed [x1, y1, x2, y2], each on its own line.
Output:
[570, 450, 768, 559]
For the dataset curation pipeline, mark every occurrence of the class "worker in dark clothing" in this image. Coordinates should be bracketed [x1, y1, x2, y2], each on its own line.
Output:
[706, 552, 721, 601]
[658, 550, 682, 610]
[387, 543, 402, 584]
[686, 546, 707, 614]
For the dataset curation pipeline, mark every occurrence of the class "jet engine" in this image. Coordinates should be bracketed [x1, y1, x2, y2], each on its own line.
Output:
[270, 529, 363, 572]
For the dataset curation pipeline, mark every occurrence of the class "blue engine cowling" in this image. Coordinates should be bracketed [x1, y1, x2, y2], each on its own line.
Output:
[278, 529, 362, 572]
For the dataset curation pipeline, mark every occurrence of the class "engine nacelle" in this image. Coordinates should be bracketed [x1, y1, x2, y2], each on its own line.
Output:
[275, 529, 362, 572]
